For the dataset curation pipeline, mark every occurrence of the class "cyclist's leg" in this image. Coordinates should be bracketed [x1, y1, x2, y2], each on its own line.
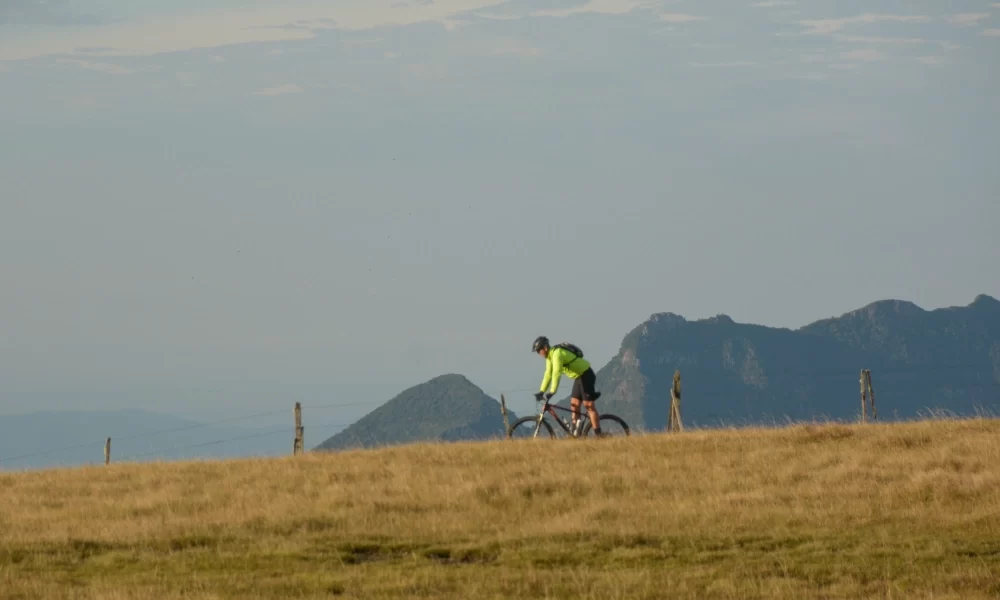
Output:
[569, 397, 582, 428]
[570, 377, 584, 426]
[584, 400, 600, 428]
[580, 369, 602, 433]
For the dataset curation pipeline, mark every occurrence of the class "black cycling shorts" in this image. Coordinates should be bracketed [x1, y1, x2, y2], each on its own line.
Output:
[572, 368, 598, 402]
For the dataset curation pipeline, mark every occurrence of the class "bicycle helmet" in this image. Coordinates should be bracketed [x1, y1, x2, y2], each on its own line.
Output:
[531, 336, 550, 353]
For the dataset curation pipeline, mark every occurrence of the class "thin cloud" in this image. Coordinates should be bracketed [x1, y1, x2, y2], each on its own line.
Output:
[531, 0, 645, 19]
[175, 72, 195, 87]
[799, 53, 829, 63]
[799, 14, 931, 36]
[836, 35, 928, 45]
[72, 47, 131, 56]
[56, 58, 136, 75]
[0, 1, 503, 61]
[660, 14, 706, 23]
[337, 82, 364, 94]
[0, 1, 103, 26]
[839, 48, 885, 62]
[774, 72, 829, 81]
[751, 1, 795, 6]
[689, 61, 755, 68]
[982, 28, 1000, 36]
[947, 13, 989, 26]
[469, 12, 522, 21]
[342, 38, 385, 46]
[253, 83, 305, 96]
[834, 35, 960, 51]
[493, 41, 542, 57]
[65, 94, 100, 110]
[917, 56, 947, 65]
[517, 1, 703, 23]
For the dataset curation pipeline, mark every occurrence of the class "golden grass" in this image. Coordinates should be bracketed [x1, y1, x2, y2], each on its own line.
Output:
[2, 418, 1000, 599]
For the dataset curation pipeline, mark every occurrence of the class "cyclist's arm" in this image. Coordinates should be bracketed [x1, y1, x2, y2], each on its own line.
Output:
[547, 350, 565, 395]
[539, 357, 552, 393]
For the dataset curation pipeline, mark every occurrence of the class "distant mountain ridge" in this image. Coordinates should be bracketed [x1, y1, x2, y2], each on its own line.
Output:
[800, 294, 1000, 364]
[593, 294, 1000, 430]
[314, 374, 514, 451]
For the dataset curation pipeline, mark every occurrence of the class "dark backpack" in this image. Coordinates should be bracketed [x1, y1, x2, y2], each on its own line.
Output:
[554, 342, 584, 363]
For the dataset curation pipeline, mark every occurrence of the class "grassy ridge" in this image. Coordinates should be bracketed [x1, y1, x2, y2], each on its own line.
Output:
[2, 419, 1000, 599]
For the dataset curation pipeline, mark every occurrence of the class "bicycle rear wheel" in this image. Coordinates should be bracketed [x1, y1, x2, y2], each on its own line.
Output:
[581, 414, 630, 438]
[508, 416, 556, 440]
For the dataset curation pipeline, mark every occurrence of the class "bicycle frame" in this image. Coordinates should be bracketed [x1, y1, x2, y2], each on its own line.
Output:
[508, 394, 630, 440]
[531, 400, 588, 438]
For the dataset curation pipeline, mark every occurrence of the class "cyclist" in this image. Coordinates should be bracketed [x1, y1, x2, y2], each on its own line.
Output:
[531, 336, 604, 437]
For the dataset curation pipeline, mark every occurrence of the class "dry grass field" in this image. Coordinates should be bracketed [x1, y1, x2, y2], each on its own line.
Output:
[2, 418, 1000, 599]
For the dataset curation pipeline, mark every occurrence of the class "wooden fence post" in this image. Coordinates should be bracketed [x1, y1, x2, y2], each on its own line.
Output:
[104, 437, 111, 465]
[293, 402, 304, 455]
[669, 370, 683, 432]
[500, 394, 511, 439]
[859, 369, 868, 423]
[865, 370, 877, 421]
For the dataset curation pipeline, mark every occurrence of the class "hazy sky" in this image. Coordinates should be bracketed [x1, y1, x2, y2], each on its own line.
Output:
[2, 0, 998, 423]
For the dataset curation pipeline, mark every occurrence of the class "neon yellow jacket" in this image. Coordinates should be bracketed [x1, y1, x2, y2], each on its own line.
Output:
[539, 346, 591, 395]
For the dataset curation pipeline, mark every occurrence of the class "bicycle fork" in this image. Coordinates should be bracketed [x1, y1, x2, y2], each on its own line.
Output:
[533, 411, 545, 439]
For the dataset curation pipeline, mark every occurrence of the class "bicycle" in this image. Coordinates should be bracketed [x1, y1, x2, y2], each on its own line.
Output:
[506, 393, 630, 439]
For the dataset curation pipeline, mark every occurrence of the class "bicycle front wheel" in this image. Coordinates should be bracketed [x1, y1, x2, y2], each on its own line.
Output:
[581, 414, 630, 438]
[508, 416, 556, 440]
